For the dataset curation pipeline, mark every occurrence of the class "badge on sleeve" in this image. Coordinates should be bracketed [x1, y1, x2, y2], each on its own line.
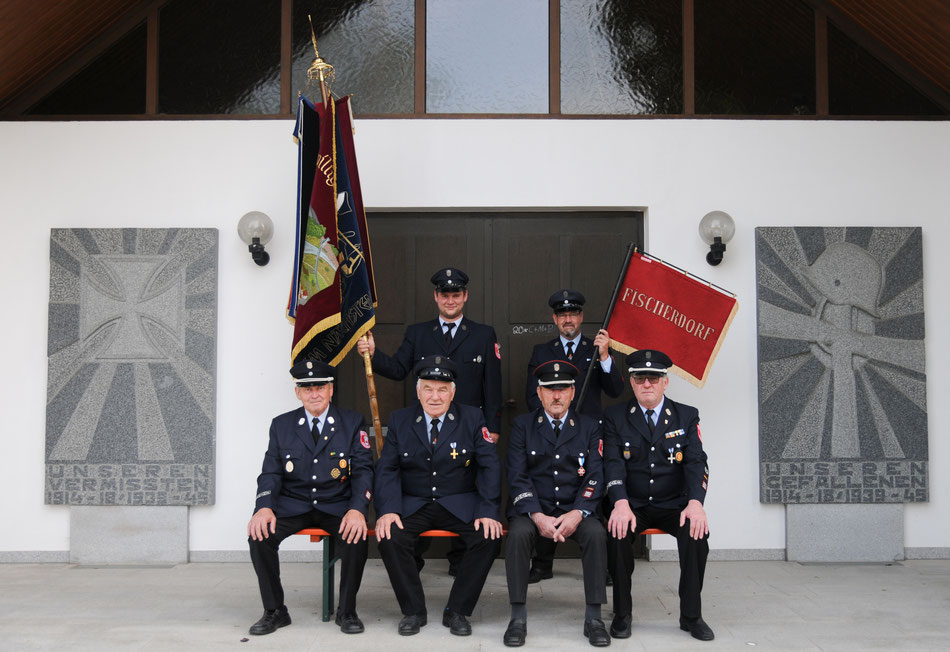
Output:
[482, 427, 494, 443]
[697, 425, 703, 442]
[360, 430, 370, 449]
[598, 439, 603, 457]
[495, 343, 502, 359]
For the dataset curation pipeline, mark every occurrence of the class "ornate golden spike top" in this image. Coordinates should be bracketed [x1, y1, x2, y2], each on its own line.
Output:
[306, 15, 334, 105]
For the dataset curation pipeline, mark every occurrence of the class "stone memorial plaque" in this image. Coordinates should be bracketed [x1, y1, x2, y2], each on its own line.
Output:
[46, 228, 217, 506]
[756, 227, 927, 504]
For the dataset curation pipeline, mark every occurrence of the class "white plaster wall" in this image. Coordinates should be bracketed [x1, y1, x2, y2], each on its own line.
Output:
[1, 118, 947, 555]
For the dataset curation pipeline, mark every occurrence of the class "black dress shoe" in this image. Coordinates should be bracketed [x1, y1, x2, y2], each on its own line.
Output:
[249, 606, 291, 635]
[503, 618, 527, 646]
[398, 613, 427, 636]
[442, 609, 472, 636]
[583, 618, 611, 647]
[335, 612, 364, 634]
[527, 566, 553, 584]
[609, 614, 631, 638]
[680, 616, 715, 641]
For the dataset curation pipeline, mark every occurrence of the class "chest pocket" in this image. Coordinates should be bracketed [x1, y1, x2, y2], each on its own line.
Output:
[328, 452, 351, 482]
[280, 449, 308, 478]
[621, 439, 641, 462]
[662, 429, 687, 463]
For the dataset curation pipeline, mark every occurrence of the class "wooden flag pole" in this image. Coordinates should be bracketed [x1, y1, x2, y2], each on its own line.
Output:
[361, 336, 385, 455]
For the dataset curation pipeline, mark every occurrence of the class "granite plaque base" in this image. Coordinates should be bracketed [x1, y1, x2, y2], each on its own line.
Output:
[786, 503, 903, 562]
[70, 505, 188, 564]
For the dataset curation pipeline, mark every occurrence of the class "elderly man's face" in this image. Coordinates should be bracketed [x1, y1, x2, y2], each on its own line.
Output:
[631, 374, 668, 410]
[537, 385, 575, 420]
[295, 383, 334, 416]
[553, 309, 583, 340]
[417, 379, 456, 417]
[434, 290, 467, 321]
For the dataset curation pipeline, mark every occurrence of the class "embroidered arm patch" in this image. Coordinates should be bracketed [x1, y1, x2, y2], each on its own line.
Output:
[513, 491, 534, 504]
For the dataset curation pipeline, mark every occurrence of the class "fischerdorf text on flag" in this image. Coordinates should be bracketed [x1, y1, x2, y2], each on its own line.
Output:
[289, 95, 376, 365]
[606, 252, 737, 387]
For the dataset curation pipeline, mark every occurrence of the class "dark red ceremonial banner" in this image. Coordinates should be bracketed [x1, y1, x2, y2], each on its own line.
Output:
[606, 252, 738, 387]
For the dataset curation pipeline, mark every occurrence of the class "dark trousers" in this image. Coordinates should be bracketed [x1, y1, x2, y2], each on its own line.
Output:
[506, 513, 607, 605]
[248, 509, 367, 614]
[378, 502, 500, 617]
[608, 505, 708, 620]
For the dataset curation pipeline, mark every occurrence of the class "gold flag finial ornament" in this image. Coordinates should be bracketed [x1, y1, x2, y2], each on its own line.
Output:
[306, 15, 334, 105]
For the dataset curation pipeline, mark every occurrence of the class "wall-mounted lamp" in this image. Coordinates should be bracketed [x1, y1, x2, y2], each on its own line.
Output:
[237, 211, 274, 266]
[698, 210, 735, 266]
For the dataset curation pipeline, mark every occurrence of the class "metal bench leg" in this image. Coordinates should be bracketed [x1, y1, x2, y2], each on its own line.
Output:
[322, 536, 337, 622]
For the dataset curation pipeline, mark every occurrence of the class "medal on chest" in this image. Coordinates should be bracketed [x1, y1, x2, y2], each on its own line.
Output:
[577, 454, 586, 476]
[450, 442, 459, 460]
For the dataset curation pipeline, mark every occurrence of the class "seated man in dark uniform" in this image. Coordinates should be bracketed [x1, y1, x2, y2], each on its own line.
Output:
[374, 356, 504, 637]
[358, 267, 502, 575]
[603, 350, 714, 642]
[504, 360, 610, 647]
[247, 360, 373, 636]
[524, 289, 623, 583]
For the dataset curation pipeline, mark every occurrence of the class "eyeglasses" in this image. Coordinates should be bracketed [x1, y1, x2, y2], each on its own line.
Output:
[632, 375, 664, 385]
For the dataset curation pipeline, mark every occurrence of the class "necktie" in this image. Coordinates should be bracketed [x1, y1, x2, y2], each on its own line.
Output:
[430, 417, 440, 447]
[311, 418, 322, 446]
[645, 409, 655, 436]
[565, 341, 574, 360]
[444, 322, 455, 347]
[552, 419, 562, 439]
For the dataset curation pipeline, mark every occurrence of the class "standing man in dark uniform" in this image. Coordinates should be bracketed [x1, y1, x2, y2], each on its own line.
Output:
[504, 360, 610, 647]
[524, 289, 624, 582]
[358, 267, 502, 439]
[374, 356, 503, 637]
[358, 267, 503, 574]
[247, 360, 374, 636]
[604, 350, 714, 642]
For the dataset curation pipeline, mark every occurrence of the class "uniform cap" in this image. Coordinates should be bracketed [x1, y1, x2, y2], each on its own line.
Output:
[625, 349, 673, 376]
[534, 359, 578, 388]
[548, 288, 585, 313]
[430, 267, 469, 292]
[290, 359, 335, 386]
[414, 355, 458, 382]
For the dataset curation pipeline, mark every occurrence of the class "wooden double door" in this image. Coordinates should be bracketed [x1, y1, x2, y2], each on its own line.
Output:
[334, 210, 644, 558]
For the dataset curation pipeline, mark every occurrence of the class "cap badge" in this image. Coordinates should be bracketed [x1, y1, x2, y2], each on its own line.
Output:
[562, 290, 568, 298]
[645, 351, 652, 359]
[306, 361, 313, 369]
[554, 363, 560, 371]
[435, 356, 442, 364]
[446, 269, 452, 276]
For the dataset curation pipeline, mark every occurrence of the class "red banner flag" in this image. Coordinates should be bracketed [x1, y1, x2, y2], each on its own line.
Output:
[606, 252, 738, 387]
